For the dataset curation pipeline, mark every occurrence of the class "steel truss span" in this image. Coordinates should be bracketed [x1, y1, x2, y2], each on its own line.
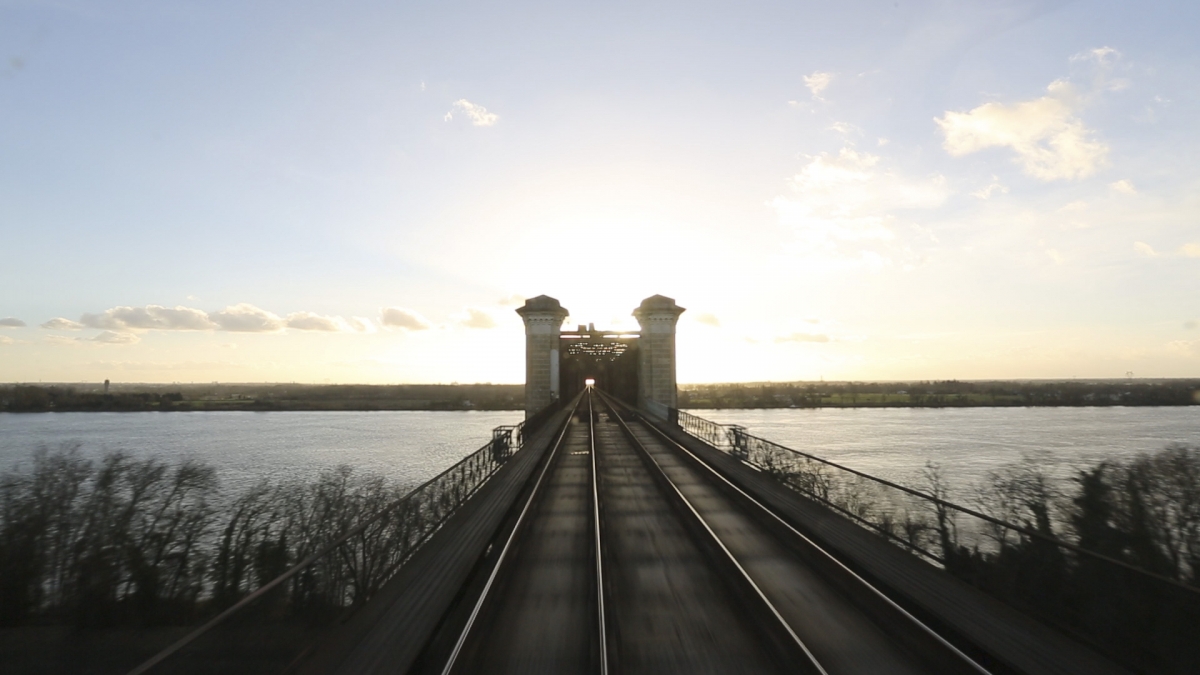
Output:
[426, 389, 990, 675]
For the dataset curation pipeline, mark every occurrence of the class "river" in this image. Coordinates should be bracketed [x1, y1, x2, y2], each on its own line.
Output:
[1, 406, 1196, 498]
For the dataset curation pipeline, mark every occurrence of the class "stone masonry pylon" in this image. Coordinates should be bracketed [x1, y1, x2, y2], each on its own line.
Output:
[633, 294, 685, 409]
[516, 295, 569, 417]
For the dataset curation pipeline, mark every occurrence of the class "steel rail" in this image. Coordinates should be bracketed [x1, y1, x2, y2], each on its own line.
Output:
[440, 392, 582, 675]
[625, 397, 994, 675]
[596, 391, 829, 675]
[588, 389, 610, 675]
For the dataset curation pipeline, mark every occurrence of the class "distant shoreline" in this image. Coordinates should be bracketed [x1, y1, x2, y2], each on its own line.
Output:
[3, 380, 1197, 412]
[3, 402, 1196, 414]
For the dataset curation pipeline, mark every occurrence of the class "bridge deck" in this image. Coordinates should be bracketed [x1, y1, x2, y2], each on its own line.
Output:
[296, 406, 575, 675]
[446, 407, 599, 673]
[299, 391, 1130, 675]
[593, 405, 786, 674]
[646, 412, 1132, 675]
[624, 419, 929, 673]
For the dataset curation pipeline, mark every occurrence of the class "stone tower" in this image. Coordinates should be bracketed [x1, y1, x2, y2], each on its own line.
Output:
[633, 294, 685, 409]
[516, 295, 569, 416]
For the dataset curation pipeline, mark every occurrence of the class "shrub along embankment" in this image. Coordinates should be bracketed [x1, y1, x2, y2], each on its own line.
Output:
[0, 444, 410, 629]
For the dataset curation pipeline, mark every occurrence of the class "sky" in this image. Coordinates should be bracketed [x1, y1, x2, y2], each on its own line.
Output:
[1, 0, 1198, 384]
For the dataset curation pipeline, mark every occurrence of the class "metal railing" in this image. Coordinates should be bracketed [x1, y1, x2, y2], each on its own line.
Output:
[664, 404, 1200, 675]
[129, 403, 562, 674]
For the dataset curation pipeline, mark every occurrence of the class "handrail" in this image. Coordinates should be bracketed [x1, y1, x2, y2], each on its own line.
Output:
[664, 404, 1200, 595]
[127, 400, 565, 675]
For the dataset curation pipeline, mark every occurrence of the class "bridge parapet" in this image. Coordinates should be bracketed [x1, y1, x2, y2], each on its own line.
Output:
[653, 402, 1200, 674]
[127, 399, 567, 675]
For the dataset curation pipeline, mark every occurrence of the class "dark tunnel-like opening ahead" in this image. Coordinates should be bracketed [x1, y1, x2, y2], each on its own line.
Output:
[559, 330, 639, 405]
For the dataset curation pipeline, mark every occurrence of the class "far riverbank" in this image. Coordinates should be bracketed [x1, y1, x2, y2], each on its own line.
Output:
[680, 379, 1200, 409]
[3, 379, 1198, 412]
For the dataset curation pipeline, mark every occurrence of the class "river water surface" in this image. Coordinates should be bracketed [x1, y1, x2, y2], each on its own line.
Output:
[1, 407, 1197, 497]
[0, 410, 522, 494]
[694, 406, 1199, 494]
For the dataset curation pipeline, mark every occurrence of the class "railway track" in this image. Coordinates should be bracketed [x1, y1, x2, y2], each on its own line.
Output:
[423, 389, 992, 674]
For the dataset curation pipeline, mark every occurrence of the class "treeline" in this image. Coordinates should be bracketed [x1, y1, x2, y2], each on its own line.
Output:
[0, 445, 411, 628]
[681, 379, 1200, 408]
[0, 386, 185, 412]
[0, 383, 524, 412]
[751, 440, 1200, 672]
[943, 446, 1200, 673]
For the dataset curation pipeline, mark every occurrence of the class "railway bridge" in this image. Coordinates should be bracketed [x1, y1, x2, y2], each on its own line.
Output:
[127, 296, 1193, 675]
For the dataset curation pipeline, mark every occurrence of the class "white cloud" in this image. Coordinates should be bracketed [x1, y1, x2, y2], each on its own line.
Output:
[1070, 46, 1121, 66]
[42, 331, 140, 346]
[285, 312, 347, 332]
[0, 317, 24, 327]
[1168, 340, 1198, 357]
[82, 305, 216, 331]
[1131, 242, 1200, 259]
[347, 317, 377, 333]
[498, 294, 526, 307]
[829, 121, 861, 136]
[1058, 200, 1088, 212]
[695, 312, 720, 327]
[1046, 248, 1065, 264]
[91, 331, 139, 344]
[770, 148, 948, 267]
[209, 304, 285, 332]
[1135, 95, 1170, 124]
[971, 179, 1009, 199]
[281, 312, 375, 332]
[380, 307, 431, 330]
[803, 71, 833, 99]
[61, 304, 373, 334]
[0, 335, 13, 345]
[41, 317, 84, 330]
[44, 335, 82, 347]
[775, 332, 831, 343]
[446, 99, 498, 127]
[936, 79, 1108, 181]
[459, 308, 497, 329]
[1109, 179, 1137, 194]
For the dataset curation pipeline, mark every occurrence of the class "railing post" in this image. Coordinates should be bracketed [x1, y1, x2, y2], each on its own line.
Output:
[491, 425, 515, 464]
[729, 425, 749, 460]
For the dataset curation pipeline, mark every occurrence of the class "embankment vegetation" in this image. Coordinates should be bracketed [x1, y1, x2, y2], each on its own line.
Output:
[942, 445, 1200, 672]
[750, 438, 1200, 673]
[3, 440, 1199, 671]
[0, 445, 412, 629]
